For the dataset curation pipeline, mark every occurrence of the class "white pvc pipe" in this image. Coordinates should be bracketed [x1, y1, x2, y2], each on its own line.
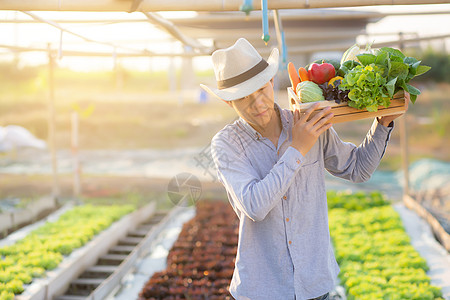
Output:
[0, 0, 449, 11]
[22, 11, 150, 54]
[142, 12, 213, 53]
[1, 10, 449, 23]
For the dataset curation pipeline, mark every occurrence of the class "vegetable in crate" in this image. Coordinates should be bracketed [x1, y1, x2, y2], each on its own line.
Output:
[339, 60, 361, 76]
[287, 62, 300, 92]
[340, 44, 361, 65]
[354, 46, 431, 104]
[306, 58, 340, 74]
[338, 64, 390, 112]
[328, 76, 343, 88]
[308, 62, 336, 84]
[319, 77, 349, 104]
[298, 67, 309, 81]
[296, 81, 324, 103]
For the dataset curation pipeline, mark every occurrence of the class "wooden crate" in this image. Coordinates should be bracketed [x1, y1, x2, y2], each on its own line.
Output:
[287, 87, 406, 124]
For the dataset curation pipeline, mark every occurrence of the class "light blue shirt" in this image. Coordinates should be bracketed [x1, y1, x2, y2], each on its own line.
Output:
[211, 103, 393, 300]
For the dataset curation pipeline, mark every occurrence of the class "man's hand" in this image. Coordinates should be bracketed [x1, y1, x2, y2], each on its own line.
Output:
[377, 91, 410, 126]
[291, 103, 333, 156]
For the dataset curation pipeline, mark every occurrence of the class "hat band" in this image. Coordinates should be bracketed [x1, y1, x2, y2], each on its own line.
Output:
[217, 58, 268, 90]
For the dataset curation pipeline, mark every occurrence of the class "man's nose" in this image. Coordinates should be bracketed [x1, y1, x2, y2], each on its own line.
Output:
[252, 93, 266, 109]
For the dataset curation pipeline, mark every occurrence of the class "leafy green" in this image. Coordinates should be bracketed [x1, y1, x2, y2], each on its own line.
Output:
[355, 53, 376, 66]
[339, 64, 390, 112]
[0, 290, 14, 300]
[416, 65, 432, 77]
[389, 61, 409, 80]
[339, 46, 431, 105]
[338, 60, 360, 76]
[0, 204, 134, 296]
[380, 47, 405, 59]
[328, 190, 443, 300]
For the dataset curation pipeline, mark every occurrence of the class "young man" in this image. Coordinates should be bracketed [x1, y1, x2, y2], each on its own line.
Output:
[200, 38, 408, 300]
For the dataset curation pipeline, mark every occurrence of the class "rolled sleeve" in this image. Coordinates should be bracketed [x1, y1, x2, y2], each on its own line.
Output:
[373, 118, 394, 141]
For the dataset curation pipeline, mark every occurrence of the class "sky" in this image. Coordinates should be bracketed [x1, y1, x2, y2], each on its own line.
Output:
[0, 4, 449, 72]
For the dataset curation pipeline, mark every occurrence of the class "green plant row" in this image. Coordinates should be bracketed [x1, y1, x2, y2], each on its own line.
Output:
[0, 204, 134, 298]
[327, 190, 443, 300]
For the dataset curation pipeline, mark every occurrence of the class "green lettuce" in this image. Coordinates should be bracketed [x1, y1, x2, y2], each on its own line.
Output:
[339, 64, 390, 112]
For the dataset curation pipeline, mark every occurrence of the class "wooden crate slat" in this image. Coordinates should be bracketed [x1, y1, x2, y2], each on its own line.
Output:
[288, 87, 407, 124]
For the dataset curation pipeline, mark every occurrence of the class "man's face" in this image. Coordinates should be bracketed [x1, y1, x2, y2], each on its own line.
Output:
[229, 81, 275, 130]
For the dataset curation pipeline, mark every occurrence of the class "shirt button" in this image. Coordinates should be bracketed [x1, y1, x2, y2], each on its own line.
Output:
[277, 150, 279, 156]
[286, 218, 289, 222]
[283, 196, 287, 200]
[296, 159, 300, 164]
[289, 241, 292, 245]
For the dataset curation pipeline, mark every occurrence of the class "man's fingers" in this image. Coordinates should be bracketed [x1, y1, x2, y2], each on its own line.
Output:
[308, 106, 332, 126]
[299, 103, 320, 123]
[294, 107, 300, 123]
[316, 122, 333, 136]
[312, 111, 334, 131]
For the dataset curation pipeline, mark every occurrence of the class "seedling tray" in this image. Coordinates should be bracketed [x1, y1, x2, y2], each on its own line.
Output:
[287, 87, 406, 124]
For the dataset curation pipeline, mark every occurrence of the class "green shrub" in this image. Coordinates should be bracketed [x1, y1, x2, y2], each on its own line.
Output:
[416, 49, 450, 83]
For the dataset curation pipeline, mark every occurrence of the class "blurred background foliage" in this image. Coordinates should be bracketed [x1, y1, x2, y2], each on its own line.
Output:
[417, 48, 450, 83]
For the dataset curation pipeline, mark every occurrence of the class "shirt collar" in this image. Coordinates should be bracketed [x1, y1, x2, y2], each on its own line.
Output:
[237, 102, 290, 141]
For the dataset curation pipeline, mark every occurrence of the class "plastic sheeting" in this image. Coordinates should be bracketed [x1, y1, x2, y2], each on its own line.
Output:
[0, 125, 47, 152]
[403, 159, 450, 192]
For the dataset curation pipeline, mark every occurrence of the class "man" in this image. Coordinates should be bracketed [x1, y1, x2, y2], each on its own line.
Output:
[200, 38, 408, 300]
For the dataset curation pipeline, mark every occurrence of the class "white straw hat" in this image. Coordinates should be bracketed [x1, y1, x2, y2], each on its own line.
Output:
[200, 38, 279, 101]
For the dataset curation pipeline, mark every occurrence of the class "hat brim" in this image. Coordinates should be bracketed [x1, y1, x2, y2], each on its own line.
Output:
[200, 48, 279, 101]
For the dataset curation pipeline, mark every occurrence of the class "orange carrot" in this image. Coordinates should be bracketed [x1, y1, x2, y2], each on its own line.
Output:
[287, 62, 300, 91]
[298, 67, 310, 82]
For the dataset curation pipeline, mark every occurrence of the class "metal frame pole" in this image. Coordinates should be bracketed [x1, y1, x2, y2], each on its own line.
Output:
[398, 32, 410, 199]
[47, 44, 60, 203]
[71, 111, 81, 200]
